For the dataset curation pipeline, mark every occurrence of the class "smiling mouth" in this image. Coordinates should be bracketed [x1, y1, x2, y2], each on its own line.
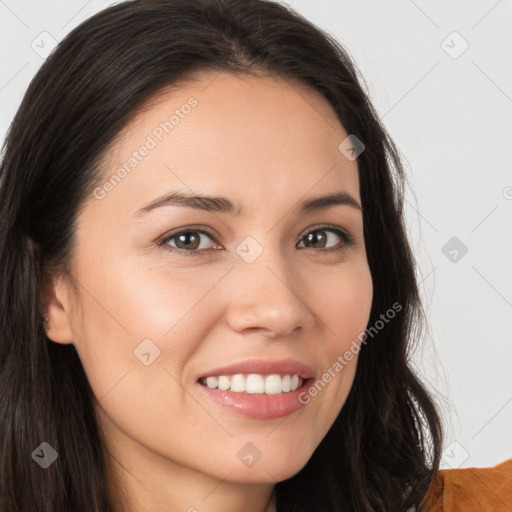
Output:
[198, 373, 308, 395]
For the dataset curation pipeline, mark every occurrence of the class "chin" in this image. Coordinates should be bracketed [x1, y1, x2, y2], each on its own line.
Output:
[219, 453, 313, 484]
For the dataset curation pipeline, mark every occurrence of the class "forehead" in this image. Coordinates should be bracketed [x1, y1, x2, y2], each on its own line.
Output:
[92, 72, 360, 218]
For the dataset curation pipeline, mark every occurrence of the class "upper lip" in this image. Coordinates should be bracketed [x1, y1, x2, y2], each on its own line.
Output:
[197, 358, 315, 380]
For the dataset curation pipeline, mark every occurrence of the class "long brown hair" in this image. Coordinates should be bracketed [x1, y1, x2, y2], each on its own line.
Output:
[0, 1, 443, 510]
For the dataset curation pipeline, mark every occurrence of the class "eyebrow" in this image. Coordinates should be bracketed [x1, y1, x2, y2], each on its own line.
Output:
[133, 189, 362, 218]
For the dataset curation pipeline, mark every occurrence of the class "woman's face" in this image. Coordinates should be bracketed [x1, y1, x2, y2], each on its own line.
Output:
[45, 72, 373, 493]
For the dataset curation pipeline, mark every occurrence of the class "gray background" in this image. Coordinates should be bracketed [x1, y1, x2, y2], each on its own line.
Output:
[1, 0, 511, 469]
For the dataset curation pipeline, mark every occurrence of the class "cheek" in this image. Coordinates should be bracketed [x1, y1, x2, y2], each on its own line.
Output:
[300, 261, 372, 429]
[70, 258, 227, 393]
[308, 259, 373, 348]
[76, 253, 372, 388]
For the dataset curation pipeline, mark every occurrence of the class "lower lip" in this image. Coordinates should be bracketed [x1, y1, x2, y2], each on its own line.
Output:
[196, 379, 312, 419]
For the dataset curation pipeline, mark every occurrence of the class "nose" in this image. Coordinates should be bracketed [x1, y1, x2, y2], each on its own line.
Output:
[224, 246, 316, 339]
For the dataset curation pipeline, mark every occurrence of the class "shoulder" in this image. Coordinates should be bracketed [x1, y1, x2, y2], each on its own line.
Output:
[419, 458, 512, 511]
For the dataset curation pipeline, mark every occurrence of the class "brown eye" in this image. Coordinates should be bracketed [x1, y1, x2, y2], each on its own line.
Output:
[157, 225, 353, 256]
[297, 227, 352, 252]
[173, 231, 201, 250]
[158, 229, 219, 255]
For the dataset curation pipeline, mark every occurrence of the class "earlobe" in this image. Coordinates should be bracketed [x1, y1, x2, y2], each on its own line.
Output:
[42, 274, 75, 345]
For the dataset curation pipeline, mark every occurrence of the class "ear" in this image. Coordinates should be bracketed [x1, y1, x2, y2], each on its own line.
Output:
[42, 273, 75, 345]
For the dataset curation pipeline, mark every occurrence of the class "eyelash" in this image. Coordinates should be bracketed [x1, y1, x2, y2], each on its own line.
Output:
[156, 225, 354, 256]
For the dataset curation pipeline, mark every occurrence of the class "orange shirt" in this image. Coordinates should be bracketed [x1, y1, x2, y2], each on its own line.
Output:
[419, 458, 512, 511]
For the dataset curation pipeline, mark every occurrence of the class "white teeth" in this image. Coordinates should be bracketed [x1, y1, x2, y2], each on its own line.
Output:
[217, 375, 230, 391]
[205, 376, 218, 388]
[246, 374, 264, 394]
[264, 374, 282, 395]
[230, 374, 245, 392]
[201, 373, 304, 394]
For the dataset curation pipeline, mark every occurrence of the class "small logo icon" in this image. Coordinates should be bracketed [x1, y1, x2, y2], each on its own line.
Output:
[338, 134, 365, 161]
[442, 236, 468, 263]
[235, 236, 264, 263]
[32, 441, 59, 469]
[442, 440, 469, 468]
[441, 31, 469, 59]
[134, 338, 161, 366]
[31, 32, 58, 59]
[237, 442, 263, 468]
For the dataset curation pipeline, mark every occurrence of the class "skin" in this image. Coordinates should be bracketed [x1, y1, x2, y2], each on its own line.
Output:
[43, 71, 373, 512]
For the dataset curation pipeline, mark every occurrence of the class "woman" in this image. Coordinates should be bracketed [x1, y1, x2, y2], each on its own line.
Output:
[0, 1, 510, 511]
